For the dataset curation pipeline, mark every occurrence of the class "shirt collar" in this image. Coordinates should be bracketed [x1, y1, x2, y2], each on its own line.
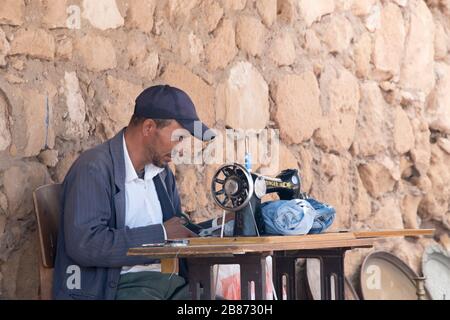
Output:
[123, 135, 164, 183]
[144, 162, 164, 181]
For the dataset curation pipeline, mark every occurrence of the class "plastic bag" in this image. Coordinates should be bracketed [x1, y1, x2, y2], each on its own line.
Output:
[213, 256, 274, 300]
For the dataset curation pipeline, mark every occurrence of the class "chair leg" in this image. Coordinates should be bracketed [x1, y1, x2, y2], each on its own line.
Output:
[39, 265, 53, 300]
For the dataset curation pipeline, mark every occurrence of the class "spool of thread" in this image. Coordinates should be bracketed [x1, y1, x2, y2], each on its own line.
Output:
[245, 152, 252, 172]
[245, 136, 252, 172]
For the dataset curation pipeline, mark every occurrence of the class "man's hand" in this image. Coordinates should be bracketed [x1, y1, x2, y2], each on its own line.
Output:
[164, 217, 199, 239]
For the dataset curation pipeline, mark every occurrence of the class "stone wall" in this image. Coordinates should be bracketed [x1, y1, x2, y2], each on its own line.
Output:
[0, 0, 449, 299]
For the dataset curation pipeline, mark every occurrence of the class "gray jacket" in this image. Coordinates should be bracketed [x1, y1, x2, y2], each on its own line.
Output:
[52, 129, 183, 300]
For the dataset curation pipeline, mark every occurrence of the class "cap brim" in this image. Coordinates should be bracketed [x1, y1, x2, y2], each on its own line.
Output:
[177, 119, 216, 141]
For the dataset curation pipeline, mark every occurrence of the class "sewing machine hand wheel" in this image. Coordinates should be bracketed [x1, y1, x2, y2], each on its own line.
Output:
[211, 163, 254, 212]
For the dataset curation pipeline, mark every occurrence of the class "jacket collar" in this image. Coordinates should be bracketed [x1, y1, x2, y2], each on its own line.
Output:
[154, 175, 176, 221]
[109, 128, 127, 191]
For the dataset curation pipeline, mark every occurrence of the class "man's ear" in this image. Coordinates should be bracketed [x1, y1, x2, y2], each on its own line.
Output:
[142, 119, 156, 137]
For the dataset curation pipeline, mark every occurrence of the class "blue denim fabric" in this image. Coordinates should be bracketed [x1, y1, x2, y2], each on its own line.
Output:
[304, 198, 336, 234]
[260, 199, 316, 235]
[260, 198, 336, 235]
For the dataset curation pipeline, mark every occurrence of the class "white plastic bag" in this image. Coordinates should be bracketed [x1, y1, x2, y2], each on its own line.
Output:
[213, 256, 274, 300]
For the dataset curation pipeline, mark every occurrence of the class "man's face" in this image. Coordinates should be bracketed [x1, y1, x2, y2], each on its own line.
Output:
[142, 119, 185, 167]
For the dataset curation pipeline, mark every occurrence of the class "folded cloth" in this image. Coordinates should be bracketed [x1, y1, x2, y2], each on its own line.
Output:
[260, 198, 336, 236]
[260, 199, 316, 235]
[304, 198, 336, 234]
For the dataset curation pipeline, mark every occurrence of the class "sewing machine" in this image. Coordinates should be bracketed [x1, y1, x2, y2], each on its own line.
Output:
[210, 163, 305, 236]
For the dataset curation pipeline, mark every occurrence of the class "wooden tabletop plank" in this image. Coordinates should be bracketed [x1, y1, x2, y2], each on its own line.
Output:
[128, 229, 433, 258]
[128, 238, 377, 259]
[188, 232, 356, 245]
[353, 229, 434, 238]
[186, 229, 434, 246]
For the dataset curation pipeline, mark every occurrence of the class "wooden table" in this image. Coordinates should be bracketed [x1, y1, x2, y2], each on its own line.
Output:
[128, 229, 434, 300]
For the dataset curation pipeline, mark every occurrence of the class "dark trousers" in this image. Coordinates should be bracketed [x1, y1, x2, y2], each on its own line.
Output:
[115, 271, 191, 300]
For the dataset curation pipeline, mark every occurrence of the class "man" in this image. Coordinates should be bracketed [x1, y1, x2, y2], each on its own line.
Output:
[53, 85, 224, 300]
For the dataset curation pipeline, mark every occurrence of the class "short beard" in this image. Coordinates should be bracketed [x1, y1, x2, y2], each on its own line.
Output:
[151, 153, 167, 168]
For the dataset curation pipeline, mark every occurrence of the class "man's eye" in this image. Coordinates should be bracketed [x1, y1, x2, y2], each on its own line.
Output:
[178, 136, 184, 142]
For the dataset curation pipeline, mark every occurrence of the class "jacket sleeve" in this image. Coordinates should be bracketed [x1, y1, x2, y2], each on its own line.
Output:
[63, 161, 164, 268]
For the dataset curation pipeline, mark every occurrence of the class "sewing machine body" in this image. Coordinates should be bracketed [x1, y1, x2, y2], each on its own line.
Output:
[211, 163, 304, 236]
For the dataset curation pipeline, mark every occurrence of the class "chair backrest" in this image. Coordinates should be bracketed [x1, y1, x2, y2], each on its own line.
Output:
[33, 183, 62, 268]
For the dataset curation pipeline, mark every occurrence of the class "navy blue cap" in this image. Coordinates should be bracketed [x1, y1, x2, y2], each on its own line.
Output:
[134, 85, 215, 141]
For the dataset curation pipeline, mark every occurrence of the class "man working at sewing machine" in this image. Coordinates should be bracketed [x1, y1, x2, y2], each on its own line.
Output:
[52, 85, 230, 300]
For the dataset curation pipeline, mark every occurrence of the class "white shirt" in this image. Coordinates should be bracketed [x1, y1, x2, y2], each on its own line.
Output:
[121, 135, 166, 274]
